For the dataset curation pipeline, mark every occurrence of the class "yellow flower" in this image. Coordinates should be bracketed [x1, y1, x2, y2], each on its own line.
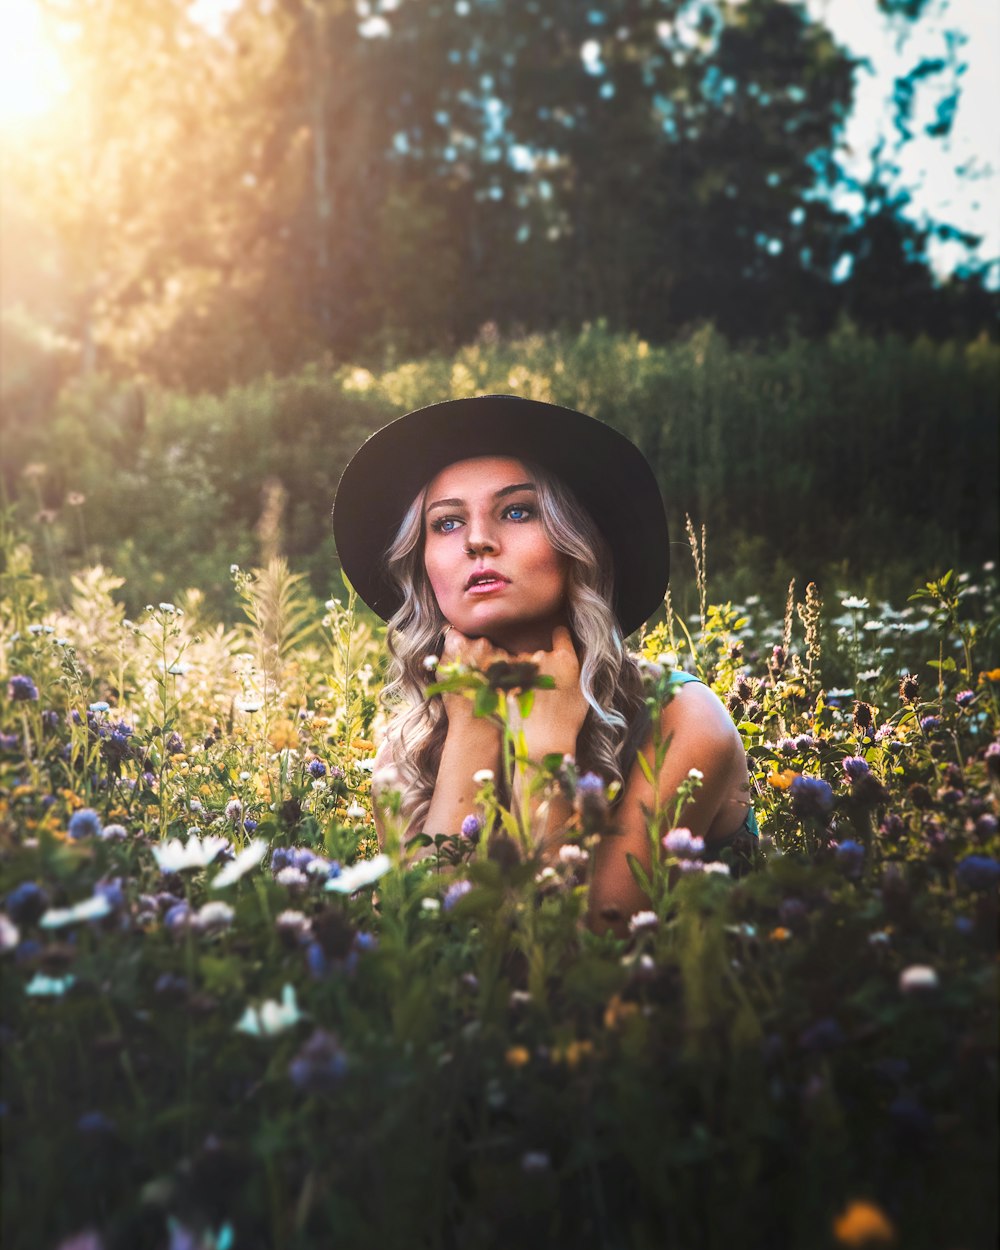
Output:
[351, 738, 375, 752]
[603, 994, 639, 1030]
[833, 1200, 896, 1247]
[979, 668, 1000, 684]
[268, 719, 300, 751]
[505, 1045, 531, 1068]
[552, 1039, 594, 1068]
[769, 927, 792, 942]
[767, 769, 799, 790]
[60, 790, 84, 809]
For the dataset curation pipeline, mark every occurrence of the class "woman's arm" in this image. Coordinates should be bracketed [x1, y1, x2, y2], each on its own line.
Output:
[587, 681, 750, 934]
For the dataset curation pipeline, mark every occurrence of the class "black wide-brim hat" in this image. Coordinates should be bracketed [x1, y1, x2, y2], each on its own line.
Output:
[332, 395, 669, 636]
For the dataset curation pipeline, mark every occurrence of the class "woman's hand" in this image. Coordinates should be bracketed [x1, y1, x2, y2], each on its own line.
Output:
[439, 627, 509, 735]
[508, 625, 588, 761]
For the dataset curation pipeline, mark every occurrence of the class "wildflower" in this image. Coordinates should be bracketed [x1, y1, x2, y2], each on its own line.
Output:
[65, 805, 101, 843]
[842, 756, 870, 781]
[984, 742, 1000, 777]
[443, 879, 473, 911]
[344, 802, 366, 821]
[151, 834, 230, 874]
[832, 1199, 896, 1247]
[192, 901, 235, 934]
[853, 702, 875, 733]
[420, 898, 441, 914]
[5, 882, 49, 925]
[899, 965, 938, 993]
[276, 867, 309, 890]
[899, 673, 919, 702]
[324, 853, 392, 895]
[101, 822, 128, 843]
[834, 840, 865, 878]
[164, 903, 192, 935]
[703, 862, 731, 876]
[234, 984, 303, 1037]
[628, 910, 658, 934]
[422, 654, 439, 673]
[769, 927, 792, 942]
[777, 737, 797, 755]
[558, 843, 587, 864]
[25, 973, 76, 996]
[308, 758, 327, 778]
[7, 675, 39, 702]
[0, 914, 20, 952]
[506, 1045, 531, 1067]
[88, 701, 110, 714]
[473, 768, 494, 785]
[288, 1028, 348, 1091]
[662, 827, 705, 857]
[275, 910, 312, 945]
[918, 715, 941, 733]
[165, 732, 185, 755]
[955, 689, 975, 708]
[40, 895, 112, 929]
[211, 839, 267, 889]
[868, 930, 891, 946]
[955, 855, 1000, 892]
[460, 814, 482, 842]
[840, 596, 869, 611]
[767, 769, 798, 790]
[790, 774, 834, 820]
[224, 798, 242, 822]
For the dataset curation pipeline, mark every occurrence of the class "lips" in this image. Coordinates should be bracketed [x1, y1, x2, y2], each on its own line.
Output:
[464, 568, 510, 592]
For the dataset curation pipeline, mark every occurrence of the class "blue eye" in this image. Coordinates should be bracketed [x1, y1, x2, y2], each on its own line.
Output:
[505, 505, 532, 522]
[430, 517, 462, 533]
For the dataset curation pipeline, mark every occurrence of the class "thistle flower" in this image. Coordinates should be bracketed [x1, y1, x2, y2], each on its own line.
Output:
[288, 1028, 348, 1092]
[842, 756, 870, 781]
[955, 855, 1000, 892]
[789, 775, 834, 820]
[919, 715, 941, 733]
[7, 675, 39, 703]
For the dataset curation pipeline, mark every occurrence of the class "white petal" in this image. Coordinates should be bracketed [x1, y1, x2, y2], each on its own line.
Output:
[324, 853, 392, 894]
[212, 839, 267, 889]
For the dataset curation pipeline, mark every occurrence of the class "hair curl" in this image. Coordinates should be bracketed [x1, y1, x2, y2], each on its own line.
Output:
[380, 459, 648, 831]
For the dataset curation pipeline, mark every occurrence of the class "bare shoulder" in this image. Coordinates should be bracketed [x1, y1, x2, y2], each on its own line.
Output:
[658, 678, 743, 756]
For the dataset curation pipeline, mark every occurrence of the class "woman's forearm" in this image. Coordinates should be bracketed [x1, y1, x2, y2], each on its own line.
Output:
[422, 722, 502, 837]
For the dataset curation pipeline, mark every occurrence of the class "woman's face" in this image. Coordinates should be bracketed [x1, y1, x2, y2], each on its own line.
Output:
[422, 456, 569, 653]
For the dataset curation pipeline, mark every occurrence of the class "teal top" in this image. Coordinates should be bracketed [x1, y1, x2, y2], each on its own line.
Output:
[667, 670, 759, 842]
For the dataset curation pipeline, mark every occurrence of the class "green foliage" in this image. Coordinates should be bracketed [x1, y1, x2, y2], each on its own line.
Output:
[1, 527, 998, 1249]
[5, 327, 997, 619]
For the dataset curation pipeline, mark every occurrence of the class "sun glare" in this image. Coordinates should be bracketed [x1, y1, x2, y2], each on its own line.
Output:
[0, 1, 68, 127]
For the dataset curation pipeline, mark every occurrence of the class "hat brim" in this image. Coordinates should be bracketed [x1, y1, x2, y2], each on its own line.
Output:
[332, 395, 669, 637]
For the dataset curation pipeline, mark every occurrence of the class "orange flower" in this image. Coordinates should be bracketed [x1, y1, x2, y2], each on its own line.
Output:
[352, 738, 375, 752]
[505, 1045, 531, 1068]
[268, 719, 300, 751]
[604, 994, 640, 1030]
[769, 927, 792, 942]
[979, 668, 1000, 684]
[833, 1200, 896, 1247]
[767, 769, 799, 790]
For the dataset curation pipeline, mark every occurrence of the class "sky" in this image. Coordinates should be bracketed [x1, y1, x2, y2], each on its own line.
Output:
[1, 0, 997, 278]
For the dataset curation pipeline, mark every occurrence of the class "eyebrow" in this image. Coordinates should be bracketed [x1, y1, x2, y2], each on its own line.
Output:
[425, 482, 537, 512]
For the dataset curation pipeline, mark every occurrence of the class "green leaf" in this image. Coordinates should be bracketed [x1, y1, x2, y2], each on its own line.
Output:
[517, 689, 535, 720]
[474, 685, 501, 719]
[626, 852, 653, 897]
[927, 658, 956, 671]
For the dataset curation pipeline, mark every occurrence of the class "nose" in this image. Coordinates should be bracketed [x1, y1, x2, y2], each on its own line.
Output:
[464, 514, 499, 555]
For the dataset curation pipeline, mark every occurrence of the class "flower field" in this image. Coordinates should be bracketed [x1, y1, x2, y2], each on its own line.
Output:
[2, 524, 998, 1250]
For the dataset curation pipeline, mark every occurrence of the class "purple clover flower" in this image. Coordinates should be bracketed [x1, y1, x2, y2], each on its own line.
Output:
[789, 775, 834, 820]
[919, 715, 942, 733]
[842, 756, 870, 781]
[460, 814, 482, 842]
[7, 675, 39, 702]
[576, 772, 605, 797]
[955, 689, 975, 708]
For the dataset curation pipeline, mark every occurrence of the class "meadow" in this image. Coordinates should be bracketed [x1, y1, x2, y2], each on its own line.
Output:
[1, 505, 998, 1250]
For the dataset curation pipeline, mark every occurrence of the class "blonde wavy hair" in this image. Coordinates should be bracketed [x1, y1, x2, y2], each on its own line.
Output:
[380, 459, 648, 831]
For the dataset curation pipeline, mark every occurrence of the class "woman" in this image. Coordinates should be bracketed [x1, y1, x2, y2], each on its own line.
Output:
[333, 395, 754, 928]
